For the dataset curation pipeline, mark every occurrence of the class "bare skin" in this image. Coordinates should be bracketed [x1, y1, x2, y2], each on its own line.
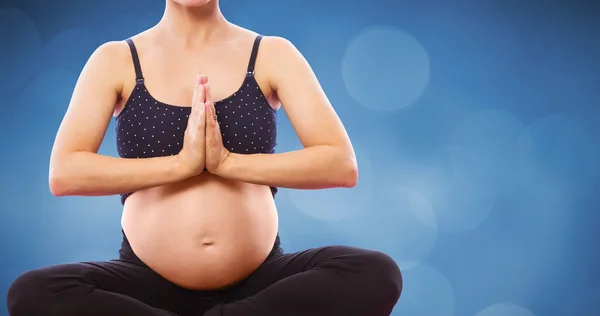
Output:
[49, 0, 357, 290]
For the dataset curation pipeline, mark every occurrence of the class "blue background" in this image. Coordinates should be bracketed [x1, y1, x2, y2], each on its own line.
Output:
[1, 0, 599, 315]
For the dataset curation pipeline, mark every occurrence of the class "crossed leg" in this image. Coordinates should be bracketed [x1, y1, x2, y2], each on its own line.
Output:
[6, 259, 220, 316]
[205, 246, 403, 316]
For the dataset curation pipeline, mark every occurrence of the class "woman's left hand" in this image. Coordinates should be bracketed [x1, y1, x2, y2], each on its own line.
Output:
[203, 81, 231, 174]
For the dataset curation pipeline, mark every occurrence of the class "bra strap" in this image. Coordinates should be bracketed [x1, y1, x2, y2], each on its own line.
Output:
[125, 38, 144, 83]
[246, 35, 264, 76]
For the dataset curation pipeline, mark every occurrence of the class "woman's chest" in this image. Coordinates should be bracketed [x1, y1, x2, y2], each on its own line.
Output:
[115, 84, 278, 159]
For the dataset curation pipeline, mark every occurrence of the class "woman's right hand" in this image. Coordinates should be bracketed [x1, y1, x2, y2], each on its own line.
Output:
[177, 75, 208, 176]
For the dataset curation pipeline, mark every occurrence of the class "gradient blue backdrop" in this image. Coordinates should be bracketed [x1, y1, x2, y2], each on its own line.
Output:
[1, 0, 599, 315]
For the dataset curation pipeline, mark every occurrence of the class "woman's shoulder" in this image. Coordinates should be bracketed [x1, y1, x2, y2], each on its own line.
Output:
[252, 33, 305, 71]
[80, 33, 148, 95]
[88, 33, 144, 69]
[91, 40, 129, 59]
[231, 25, 296, 53]
[92, 28, 155, 67]
[82, 40, 132, 83]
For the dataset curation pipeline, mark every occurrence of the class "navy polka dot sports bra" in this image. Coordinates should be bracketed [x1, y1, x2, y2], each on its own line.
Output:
[115, 35, 278, 204]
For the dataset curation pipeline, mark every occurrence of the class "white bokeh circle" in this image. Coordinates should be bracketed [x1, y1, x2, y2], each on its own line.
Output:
[475, 303, 535, 316]
[0, 8, 41, 94]
[342, 26, 430, 111]
[332, 185, 437, 272]
[399, 150, 497, 233]
[287, 147, 374, 221]
[392, 264, 455, 316]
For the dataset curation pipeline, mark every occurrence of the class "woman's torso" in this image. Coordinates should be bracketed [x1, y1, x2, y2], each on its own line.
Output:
[113, 27, 281, 290]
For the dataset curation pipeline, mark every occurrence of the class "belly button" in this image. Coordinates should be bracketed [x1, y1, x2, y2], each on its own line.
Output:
[202, 241, 214, 247]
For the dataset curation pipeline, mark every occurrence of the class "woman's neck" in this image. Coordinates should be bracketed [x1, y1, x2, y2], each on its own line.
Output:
[157, 0, 229, 48]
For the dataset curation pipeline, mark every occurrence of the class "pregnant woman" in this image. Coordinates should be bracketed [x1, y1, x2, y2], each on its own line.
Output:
[6, 0, 402, 315]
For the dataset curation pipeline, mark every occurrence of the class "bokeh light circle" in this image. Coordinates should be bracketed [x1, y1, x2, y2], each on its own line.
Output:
[342, 26, 430, 111]
[475, 303, 535, 316]
[399, 150, 497, 233]
[392, 264, 455, 316]
[333, 185, 437, 271]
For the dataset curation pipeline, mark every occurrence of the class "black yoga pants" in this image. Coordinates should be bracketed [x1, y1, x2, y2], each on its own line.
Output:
[6, 236, 402, 316]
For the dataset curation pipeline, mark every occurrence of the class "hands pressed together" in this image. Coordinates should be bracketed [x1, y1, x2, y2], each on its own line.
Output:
[176, 75, 231, 177]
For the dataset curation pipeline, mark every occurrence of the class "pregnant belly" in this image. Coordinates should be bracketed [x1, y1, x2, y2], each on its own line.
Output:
[121, 173, 279, 290]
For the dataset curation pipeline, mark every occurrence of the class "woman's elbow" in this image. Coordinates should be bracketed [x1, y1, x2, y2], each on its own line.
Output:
[338, 156, 359, 188]
[344, 161, 359, 188]
[48, 166, 73, 196]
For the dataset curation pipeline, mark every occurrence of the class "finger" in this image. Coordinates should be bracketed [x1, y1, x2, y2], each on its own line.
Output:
[204, 81, 212, 104]
[203, 84, 215, 123]
[204, 84, 218, 122]
[200, 75, 208, 85]
[191, 74, 201, 107]
[197, 102, 206, 128]
[206, 104, 215, 141]
[209, 105, 221, 140]
[199, 80, 206, 105]
[206, 103, 217, 143]
[205, 100, 213, 126]
[212, 108, 221, 138]
[190, 79, 202, 121]
[199, 76, 208, 101]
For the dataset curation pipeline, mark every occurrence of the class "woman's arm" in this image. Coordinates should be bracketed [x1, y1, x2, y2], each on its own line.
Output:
[49, 41, 192, 197]
[215, 37, 358, 190]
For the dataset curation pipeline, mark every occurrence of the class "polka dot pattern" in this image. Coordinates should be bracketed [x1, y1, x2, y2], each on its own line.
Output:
[115, 78, 277, 203]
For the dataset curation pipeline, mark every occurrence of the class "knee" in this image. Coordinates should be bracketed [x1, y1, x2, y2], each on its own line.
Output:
[7, 269, 53, 316]
[359, 250, 403, 304]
